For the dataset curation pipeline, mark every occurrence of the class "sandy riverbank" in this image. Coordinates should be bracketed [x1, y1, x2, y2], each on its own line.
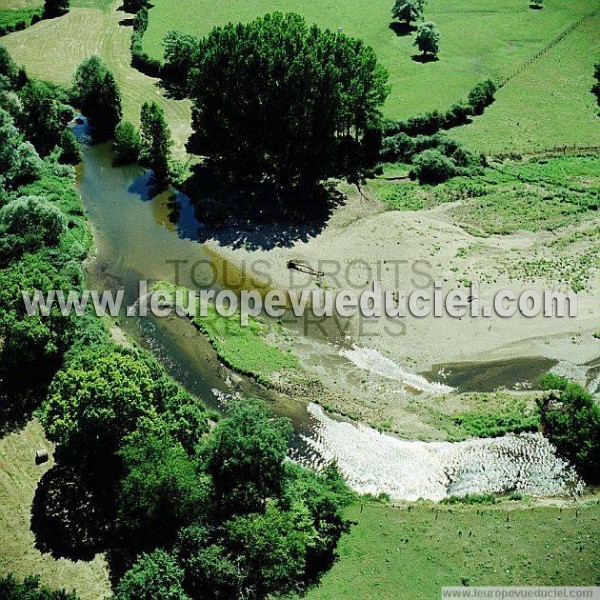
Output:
[204, 186, 600, 373]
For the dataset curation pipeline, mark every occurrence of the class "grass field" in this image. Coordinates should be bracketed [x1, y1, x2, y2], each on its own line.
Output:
[306, 501, 600, 599]
[0, 421, 111, 600]
[454, 13, 600, 154]
[143, 0, 599, 138]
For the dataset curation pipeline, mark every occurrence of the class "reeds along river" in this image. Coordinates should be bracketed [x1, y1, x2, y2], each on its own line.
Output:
[74, 121, 584, 500]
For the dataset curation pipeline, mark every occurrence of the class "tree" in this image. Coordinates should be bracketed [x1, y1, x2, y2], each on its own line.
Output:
[115, 550, 190, 600]
[413, 21, 440, 58]
[391, 0, 425, 25]
[0, 251, 76, 371]
[592, 63, 600, 107]
[73, 56, 122, 138]
[118, 428, 210, 548]
[19, 80, 72, 156]
[140, 101, 172, 185]
[188, 12, 388, 199]
[113, 120, 141, 164]
[530, 0, 543, 8]
[0, 195, 66, 261]
[0, 45, 19, 90]
[123, 0, 147, 13]
[411, 148, 456, 183]
[0, 108, 43, 185]
[38, 346, 175, 470]
[44, 0, 70, 18]
[539, 375, 600, 484]
[133, 6, 148, 33]
[203, 398, 292, 515]
[0, 574, 79, 600]
[161, 31, 201, 82]
[60, 128, 82, 164]
[222, 504, 314, 599]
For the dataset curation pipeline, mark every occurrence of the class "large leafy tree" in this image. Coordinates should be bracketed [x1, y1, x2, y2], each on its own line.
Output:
[0, 195, 66, 261]
[188, 12, 388, 198]
[0, 251, 75, 372]
[0, 108, 43, 186]
[118, 428, 210, 549]
[140, 101, 172, 185]
[413, 21, 440, 58]
[19, 80, 73, 156]
[391, 0, 425, 25]
[203, 398, 292, 515]
[38, 346, 176, 469]
[73, 56, 122, 138]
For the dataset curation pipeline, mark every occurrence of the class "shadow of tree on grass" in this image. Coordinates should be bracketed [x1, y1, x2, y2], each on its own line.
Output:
[31, 464, 116, 561]
[389, 21, 416, 36]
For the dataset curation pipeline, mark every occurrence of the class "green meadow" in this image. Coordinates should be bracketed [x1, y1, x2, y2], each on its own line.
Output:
[306, 501, 600, 600]
[143, 0, 599, 154]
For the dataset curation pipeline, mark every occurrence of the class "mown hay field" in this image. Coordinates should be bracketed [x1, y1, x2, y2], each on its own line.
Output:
[0, 421, 111, 600]
[0, 0, 192, 155]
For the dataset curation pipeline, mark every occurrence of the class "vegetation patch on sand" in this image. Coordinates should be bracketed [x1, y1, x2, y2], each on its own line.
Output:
[424, 391, 541, 441]
[151, 281, 302, 387]
[306, 500, 600, 599]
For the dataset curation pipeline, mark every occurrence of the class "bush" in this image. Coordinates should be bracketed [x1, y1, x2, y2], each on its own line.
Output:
[467, 79, 497, 115]
[59, 128, 82, 164]
[0, 195, 67, 261]
[115, 550, 190, 600]
[113, 120, 141, 164]
[538, 375, 600, 484]
[411, 149, 457, 183]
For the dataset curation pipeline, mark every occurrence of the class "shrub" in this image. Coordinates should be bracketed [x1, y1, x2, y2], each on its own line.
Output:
[411, 149, 457, 183]
[538, 375, 600, 484]
[59, 128, 82, 164]
[0, 574, 79, 599]
[115, 550, 190, 600]
[467, 79, 497, 115]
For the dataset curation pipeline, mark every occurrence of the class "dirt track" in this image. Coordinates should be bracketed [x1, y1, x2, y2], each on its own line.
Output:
[1, 0, 192, 155]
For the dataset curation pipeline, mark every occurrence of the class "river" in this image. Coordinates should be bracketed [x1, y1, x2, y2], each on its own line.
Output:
[73, 124, 585, 499]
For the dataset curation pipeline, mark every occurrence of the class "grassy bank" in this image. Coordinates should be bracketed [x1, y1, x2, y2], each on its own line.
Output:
[306, 500, 600, 599]
[151, 281, 302, 387]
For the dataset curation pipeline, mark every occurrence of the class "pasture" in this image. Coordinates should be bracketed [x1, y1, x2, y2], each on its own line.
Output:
[143, 0, 600, 153]
[306, 500, 600, 599]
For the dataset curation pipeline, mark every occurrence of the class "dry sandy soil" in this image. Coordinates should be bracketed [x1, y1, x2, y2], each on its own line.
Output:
[205, 186, 600, 372]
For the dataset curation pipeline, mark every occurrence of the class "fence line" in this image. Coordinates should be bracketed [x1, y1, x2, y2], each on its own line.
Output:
[497, 8, 599, 88]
